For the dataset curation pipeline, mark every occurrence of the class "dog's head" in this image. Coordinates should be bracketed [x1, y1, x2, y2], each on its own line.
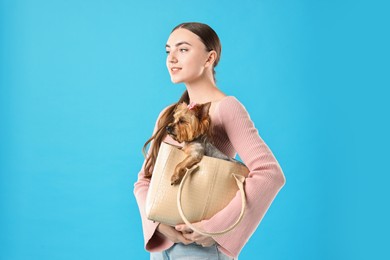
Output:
[166, 102, 211, 143]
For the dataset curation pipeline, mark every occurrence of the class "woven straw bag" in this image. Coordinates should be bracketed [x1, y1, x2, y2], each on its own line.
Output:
[145, 142, 249, 236]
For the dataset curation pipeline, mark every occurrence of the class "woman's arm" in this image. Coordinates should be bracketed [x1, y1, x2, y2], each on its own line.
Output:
[199, 97, 286, 257]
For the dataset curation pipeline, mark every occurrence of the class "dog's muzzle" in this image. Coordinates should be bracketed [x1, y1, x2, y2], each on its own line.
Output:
[166, 125, 174, 135]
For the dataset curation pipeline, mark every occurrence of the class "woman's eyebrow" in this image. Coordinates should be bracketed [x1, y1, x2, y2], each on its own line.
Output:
[165, 41, 192, 48]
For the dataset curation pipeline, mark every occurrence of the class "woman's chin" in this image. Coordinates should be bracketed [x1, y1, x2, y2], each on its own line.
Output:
[170, 77, 183, 84]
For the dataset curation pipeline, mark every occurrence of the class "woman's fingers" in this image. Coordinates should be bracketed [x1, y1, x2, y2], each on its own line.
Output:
[201, 237, 216, 247]
[175, 224, 193, 234]
[176, 233, 193, 245]
[175, 223, 216, 247]
[181, 231, 216, 247]
[182, 232, 193, 240]
[157, 223, 193, 244]
[196, 237, 216, 247]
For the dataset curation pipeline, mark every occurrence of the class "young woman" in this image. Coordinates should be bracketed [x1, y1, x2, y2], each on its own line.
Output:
[134, 22, 286, 260]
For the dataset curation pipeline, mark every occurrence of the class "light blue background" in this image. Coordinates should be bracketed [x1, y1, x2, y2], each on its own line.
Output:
[1, 0, 389, 259]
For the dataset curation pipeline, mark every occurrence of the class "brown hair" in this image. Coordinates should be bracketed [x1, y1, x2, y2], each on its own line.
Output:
[142, 22, 222, 178]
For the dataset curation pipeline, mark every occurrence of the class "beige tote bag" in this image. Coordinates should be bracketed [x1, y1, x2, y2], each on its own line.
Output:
[145, 142, 249, 236]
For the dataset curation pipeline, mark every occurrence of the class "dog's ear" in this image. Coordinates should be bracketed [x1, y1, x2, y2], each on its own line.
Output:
[197, 102, 211, 136]
[199, 102, 211, 119]
[177, 102, 188, 110]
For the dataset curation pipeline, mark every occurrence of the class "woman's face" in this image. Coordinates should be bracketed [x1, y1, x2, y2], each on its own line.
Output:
[165, 28, 213, 84]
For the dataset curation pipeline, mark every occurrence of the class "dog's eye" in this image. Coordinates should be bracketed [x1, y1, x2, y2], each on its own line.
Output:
[178, 119, 185, 124]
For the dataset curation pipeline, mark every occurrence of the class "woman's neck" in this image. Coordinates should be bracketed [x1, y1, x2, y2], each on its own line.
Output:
[184, 74, 225, 104]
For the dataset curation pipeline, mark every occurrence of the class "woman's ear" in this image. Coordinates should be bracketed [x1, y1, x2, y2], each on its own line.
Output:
[204, 50, 217, 68]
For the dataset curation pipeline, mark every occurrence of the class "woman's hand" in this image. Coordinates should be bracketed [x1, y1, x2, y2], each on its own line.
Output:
[157, 223, 193, 245]
[175, 224, 216, 247]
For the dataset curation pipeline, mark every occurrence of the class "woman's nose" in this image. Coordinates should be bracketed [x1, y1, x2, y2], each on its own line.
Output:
[168, 52, 178, 63]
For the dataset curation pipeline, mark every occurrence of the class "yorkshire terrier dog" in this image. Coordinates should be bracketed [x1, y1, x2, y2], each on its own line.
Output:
[166, 101, 241, 185]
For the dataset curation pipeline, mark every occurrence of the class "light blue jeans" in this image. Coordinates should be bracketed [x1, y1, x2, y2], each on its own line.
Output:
[150, 243, 236, 260]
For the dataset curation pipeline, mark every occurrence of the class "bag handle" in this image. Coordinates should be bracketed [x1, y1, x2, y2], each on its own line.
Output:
[176, 165, 247, 236]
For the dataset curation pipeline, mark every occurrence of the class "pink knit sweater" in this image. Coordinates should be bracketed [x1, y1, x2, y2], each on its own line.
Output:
[133, 96, 286, 258]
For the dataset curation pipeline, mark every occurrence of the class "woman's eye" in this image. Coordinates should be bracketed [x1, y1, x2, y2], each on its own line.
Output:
[180, 48, 188, 53]
[165, 50, 170, 54]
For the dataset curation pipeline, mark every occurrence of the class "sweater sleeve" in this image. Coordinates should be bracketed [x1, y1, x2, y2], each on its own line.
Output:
[200, 97, 286, 257]
[133, 106, 175, 252]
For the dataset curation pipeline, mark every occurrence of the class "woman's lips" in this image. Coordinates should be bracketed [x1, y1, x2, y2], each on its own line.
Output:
[170, 67, 182, 74]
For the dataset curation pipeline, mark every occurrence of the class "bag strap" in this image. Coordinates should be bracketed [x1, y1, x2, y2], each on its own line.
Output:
[176, 165, 247, 236]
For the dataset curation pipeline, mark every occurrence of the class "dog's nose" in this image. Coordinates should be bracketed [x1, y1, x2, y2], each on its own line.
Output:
[166, 125, 173, 134]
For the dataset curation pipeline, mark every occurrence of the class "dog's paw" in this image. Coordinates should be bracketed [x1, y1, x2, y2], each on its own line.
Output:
[170, 174, 182, 186]
[171, 166, 187, 185]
